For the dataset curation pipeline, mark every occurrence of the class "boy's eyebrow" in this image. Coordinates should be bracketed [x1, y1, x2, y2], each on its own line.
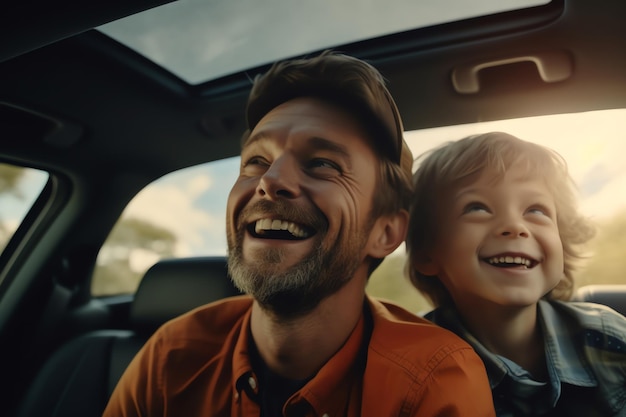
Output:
[453, 187, 483, 202]
[454, 185, 554, 202]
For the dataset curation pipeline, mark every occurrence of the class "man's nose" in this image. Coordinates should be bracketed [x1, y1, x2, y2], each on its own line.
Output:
[256, 156, 301, 199]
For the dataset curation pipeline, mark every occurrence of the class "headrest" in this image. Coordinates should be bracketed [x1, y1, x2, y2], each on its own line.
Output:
[573, 284, 626, 316]
[130, 256, 241, 335]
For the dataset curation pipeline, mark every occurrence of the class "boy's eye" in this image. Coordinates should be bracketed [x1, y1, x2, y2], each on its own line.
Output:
[527, 205, 552, 218]
[463, 202, 489, 214]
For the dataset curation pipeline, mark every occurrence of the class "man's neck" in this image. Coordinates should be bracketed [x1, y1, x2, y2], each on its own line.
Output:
[250, 274, 367, 380]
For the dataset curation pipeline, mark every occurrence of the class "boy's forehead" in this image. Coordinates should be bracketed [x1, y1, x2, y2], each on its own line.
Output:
[446, 162, 549, 195]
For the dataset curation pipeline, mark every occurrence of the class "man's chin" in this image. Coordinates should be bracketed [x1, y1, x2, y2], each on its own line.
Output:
[257, 289, 322, 319]
[243, 241, 313, 268]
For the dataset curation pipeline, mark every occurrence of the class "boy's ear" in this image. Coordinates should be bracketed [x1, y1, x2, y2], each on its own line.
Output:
[366, 210, 409, 258]
[412, 254, 440, 277]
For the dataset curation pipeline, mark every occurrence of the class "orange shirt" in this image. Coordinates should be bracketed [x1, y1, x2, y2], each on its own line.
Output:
[103, 295, 495, 417]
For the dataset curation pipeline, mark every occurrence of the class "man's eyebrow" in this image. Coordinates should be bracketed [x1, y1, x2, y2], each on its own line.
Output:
[245, 133, 351, 159]
[307, 136, 350, 159]
[244, 131, 269, 147]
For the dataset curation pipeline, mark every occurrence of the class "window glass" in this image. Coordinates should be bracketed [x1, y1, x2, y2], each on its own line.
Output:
[98, 0, 550, 84]
[93, 109, 626, 313]
[92, 157, 239, 296]
[0, 163, 49, 253]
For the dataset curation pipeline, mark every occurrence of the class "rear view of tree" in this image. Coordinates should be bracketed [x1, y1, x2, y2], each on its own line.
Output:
[0, 164, 26, 251]
[91, 218, 177, 295]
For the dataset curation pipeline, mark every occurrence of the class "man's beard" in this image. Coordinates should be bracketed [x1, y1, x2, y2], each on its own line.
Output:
[227, 202, 371, 318]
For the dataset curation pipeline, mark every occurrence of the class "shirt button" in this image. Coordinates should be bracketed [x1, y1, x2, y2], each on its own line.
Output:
[248, 376, 257, 390]
[322, 414, 329, 417]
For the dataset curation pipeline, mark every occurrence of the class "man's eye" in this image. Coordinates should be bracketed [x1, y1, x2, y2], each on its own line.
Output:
[240, 156, 271, 175]
[243, 156, 269, 167]
[308, 159, 342, 173]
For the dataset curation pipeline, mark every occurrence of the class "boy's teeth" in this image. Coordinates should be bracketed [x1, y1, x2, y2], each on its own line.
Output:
[487, 256, 532, 267]
[254, 219, 309, 238]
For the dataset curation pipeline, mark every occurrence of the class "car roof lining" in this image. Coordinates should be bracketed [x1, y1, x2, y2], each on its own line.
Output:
[0, 0, 624, 180]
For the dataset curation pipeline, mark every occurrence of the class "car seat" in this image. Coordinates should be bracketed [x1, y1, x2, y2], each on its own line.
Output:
[573, 284, 626, 316]
[15, 256, 240, 417]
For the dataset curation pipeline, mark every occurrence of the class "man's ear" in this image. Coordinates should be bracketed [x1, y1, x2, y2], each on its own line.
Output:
[366, 210, 409, 258]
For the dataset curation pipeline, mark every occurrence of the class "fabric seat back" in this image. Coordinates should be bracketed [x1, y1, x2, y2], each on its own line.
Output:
[15, 256, 239, 417]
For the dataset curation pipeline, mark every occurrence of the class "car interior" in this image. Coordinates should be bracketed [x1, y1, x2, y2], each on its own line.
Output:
[1, 0, 625, 415]
[15, 256, 239, 417]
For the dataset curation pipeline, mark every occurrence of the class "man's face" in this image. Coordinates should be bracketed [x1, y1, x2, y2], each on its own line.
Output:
[421, 163, 564, 313]
[226, 97, 379, 316]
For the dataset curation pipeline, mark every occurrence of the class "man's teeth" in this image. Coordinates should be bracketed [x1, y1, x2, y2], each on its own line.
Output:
[254, 218, 310, 238]
[487, 256, 532, 267]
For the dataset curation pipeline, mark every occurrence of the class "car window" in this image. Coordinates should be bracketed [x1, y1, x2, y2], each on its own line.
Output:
[99, 0, 551, 84]
[0, 163, 49, 254]
[93, 108, 626, 313]
[92, 157, 239, 296]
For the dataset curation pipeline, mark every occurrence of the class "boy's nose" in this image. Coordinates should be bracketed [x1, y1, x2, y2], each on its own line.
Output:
[500, 228, 529, 238]
[256, 156, 300, 200]
[497, 222, 530, 238]
[495, 218, 530, 238]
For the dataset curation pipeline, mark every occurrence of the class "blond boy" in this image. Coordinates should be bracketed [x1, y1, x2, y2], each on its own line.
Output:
[407, 131, 626, 416]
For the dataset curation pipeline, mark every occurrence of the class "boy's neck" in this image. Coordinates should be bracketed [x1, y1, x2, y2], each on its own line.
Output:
[458, 302, 548, 380]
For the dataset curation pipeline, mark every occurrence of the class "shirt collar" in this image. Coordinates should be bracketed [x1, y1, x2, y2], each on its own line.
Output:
[428, 302, 598, 389]
[231, 300, 369, 416]
[538, 299, 597, 386]
[426, 306, 507, 388]
[291, 310, 367, 416]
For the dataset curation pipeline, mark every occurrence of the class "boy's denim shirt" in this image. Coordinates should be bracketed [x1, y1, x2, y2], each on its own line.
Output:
[426, 299, 626, 417]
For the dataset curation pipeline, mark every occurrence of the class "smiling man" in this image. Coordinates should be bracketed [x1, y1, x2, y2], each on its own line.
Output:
[103, 51, 495, 417]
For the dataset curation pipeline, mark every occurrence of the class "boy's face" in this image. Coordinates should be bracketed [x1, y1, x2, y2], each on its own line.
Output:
[420, 162, 564, 311]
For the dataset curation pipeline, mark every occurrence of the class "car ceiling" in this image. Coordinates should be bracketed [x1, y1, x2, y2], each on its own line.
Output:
[0, 0, 625, 184]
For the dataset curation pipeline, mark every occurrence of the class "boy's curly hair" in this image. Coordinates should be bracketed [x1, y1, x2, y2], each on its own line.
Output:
[406, 132, 595, 308]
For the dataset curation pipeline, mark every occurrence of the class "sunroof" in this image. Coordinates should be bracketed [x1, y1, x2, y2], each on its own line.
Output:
[98, 0, 550, 85]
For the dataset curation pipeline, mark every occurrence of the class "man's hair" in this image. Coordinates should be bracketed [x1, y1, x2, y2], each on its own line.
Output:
[406, 131, 595, 307]
[242, 50, 414, 271]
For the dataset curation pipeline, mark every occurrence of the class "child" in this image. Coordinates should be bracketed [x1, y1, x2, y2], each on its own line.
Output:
[406, 131, 626, 416]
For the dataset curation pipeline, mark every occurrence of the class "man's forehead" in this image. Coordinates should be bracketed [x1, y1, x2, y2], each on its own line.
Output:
[244, 97, 373, 150]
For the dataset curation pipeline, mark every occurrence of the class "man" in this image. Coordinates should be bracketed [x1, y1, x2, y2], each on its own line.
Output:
[103, 51, 495, 417]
